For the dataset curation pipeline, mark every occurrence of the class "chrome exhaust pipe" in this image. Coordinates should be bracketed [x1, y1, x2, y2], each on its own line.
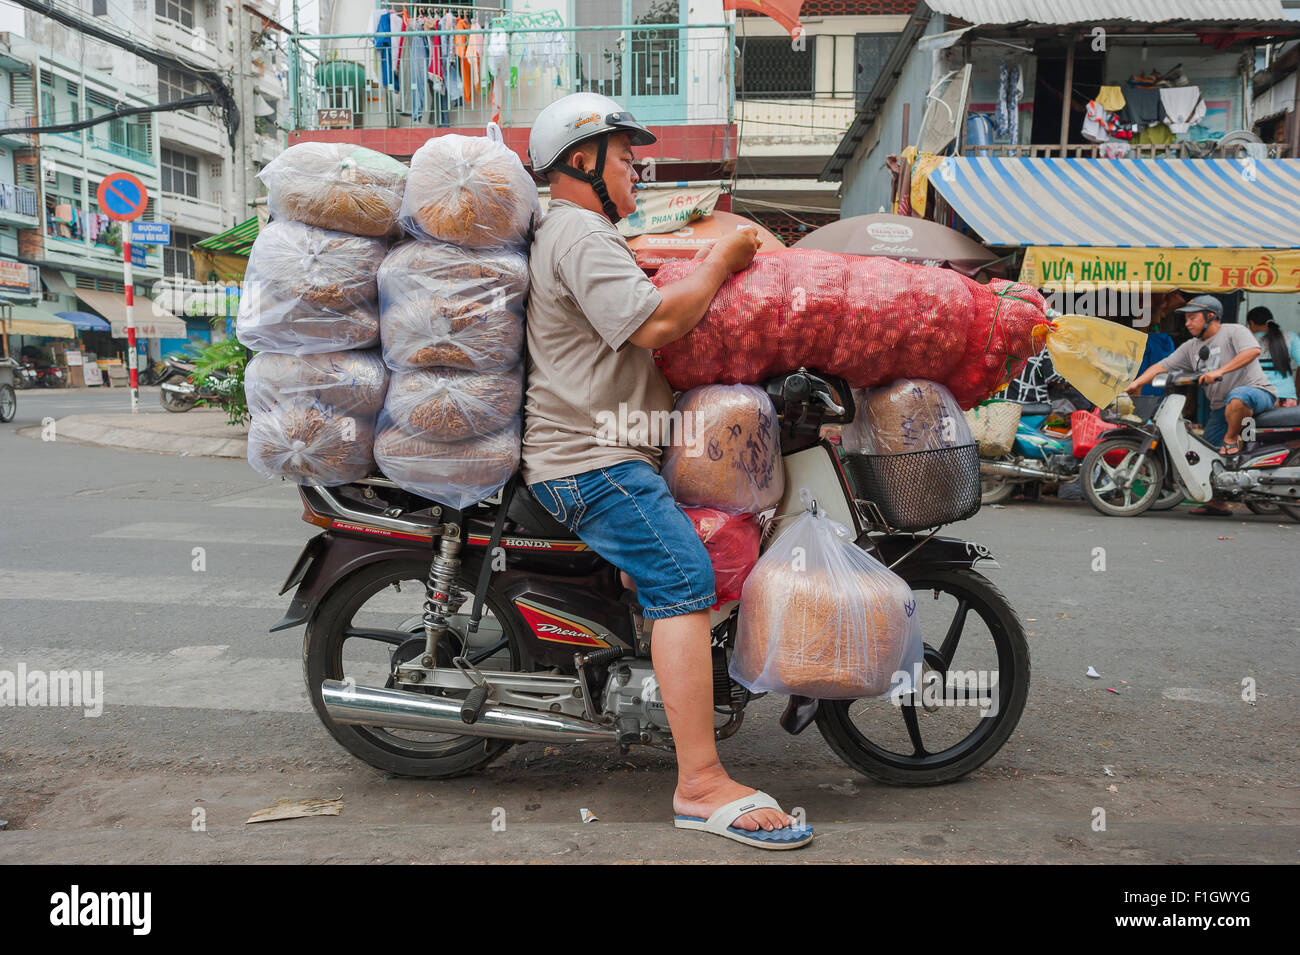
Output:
[980, 460, 1057, 480]
[321, 680, 618, 744]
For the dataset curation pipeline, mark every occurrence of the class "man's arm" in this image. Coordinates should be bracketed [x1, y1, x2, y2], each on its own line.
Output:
[627, 229, 761, 349]
[1125, 361, 1169, 394]
[1199, 346, 1261, 385]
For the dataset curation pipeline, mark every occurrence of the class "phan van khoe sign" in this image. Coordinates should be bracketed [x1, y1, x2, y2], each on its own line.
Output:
[1021, 247, 1300, 293]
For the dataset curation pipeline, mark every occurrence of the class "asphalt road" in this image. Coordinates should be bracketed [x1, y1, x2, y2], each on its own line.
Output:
[1, 389, 1297, 863]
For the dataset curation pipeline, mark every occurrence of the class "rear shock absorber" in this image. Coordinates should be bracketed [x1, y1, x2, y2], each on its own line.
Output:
[421, 522, 464, 668]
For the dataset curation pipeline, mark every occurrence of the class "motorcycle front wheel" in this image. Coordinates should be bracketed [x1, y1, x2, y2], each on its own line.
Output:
[815, 567, 1029, 786]
[1081, 436, 1164, 517]
[303, 558, 524, 778]
[979, 469, 1016, 505]
[0, 384, 15, 422]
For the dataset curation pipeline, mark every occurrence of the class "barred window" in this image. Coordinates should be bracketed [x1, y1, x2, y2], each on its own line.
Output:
[162, 148, 199, 197]
[164, 229, 202, 279]
[737, 36, 815, 99]
[156, 0, 195, 29]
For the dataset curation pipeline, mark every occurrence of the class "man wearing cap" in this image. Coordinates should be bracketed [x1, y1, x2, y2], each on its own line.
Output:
[1126, 295, 1276, 515]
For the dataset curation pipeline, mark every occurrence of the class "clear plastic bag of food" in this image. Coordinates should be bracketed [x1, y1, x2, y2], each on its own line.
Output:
[236, 220, 387, 355]
[841, 379, 973, 454]
[377, 240, 528, 372]
[374, 418, 520, 509]
[247, 401, 378, 486]
[661, 384, 783, 514]
[683, 507, 761, 608]
[731, 502, 923, 699]
[244, 349, 389, 418]
[398, 134, 539, 248]
[259, 141, 408, 237]
[383, 365, 522, 443]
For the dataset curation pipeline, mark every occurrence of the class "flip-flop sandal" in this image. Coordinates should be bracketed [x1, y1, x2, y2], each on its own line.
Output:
[674, 791, 814, 850]
[1189, 505, 1232, 516]
[1219, 443, 1242, 456]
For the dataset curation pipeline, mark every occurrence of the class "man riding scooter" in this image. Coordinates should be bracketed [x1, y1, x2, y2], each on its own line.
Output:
[1125, 295, 1276, 516]
[522, 92, 812, 848]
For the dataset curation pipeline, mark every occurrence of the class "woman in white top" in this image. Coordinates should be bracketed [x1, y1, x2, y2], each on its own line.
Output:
[1246, 307, 1300, 407]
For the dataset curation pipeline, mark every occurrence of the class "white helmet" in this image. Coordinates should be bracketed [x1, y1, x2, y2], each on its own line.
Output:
[528, 92, 656, 224]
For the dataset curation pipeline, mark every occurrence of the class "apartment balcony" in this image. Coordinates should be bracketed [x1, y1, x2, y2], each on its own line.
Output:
[154, 16, 221, 71]
[41, 230, 164, 281]
[0, 100, 36, 146]
[158, 190, 228, 236]
[0, 183, 40, 227]
[286, 22, 735, 176]
[157, 108, 228, 157]
[963, 142, 1293, 159]
[255, 131, 282, 165]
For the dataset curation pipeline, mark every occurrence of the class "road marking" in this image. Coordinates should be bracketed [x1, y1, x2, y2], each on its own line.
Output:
[1161, 687, 1232, 704]
[210, 496, 301, 510]
[0, 644, 311, 713]
[95, 522, 302, 546]
[0, 570, 285, 609]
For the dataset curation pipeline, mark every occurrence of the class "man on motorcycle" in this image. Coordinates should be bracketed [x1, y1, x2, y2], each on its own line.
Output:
[1125, 295, 1276, 515]
[521, 92, 811, 848]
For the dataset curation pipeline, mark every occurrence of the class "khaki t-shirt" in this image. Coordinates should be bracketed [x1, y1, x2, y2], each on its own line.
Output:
[1163, 323, 1276, 409]
[521, 199, 674, 485]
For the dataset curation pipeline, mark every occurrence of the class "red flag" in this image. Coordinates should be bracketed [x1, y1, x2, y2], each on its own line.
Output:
[723, 1, 805, 38]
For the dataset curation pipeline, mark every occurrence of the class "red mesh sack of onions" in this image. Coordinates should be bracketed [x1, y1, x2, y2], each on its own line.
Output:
[651, 250, 1051, 409]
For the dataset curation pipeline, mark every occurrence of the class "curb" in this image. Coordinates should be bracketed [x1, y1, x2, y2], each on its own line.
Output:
[17, 414, 248, 459]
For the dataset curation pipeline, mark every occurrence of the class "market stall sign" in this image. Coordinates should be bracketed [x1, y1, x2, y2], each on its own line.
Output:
[1020, 247, 1300, 293]
[0, 258, 34, 291]
[617, 185, 722, 238]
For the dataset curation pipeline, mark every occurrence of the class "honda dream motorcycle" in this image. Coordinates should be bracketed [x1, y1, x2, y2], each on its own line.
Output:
[274, 370, 1029, 785]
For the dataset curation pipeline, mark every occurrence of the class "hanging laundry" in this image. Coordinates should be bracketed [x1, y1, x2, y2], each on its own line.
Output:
[993, 63, 1023, 145]
[374, 11, 395, 91]
[393, 9, 406, 91]
[1082, 101, 1112, 143]
[408, 26, 429, 121]
[1135, 123, 1175, 145]
[1159, 86, 1205, 134]
[1098, 141, 1131, 159]
[468, 22, 484, 102]
[455, 17, 471, 107]
[910, 152, 944, 217]
[1096, 85, 1126, 112]
[1120, 80, 1161, 127]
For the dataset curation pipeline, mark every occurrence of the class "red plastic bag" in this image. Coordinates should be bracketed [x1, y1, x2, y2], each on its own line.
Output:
[683, 507, 761, 608]
[652, 250, 1050, 409]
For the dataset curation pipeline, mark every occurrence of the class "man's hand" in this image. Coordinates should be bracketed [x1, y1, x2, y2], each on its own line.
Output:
[705, 227, 761, 274]
[1124, 381, 1143, 395]
[1199, 368, 1223, 386]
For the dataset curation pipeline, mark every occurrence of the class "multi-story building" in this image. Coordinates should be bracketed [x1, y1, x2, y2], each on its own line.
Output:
[1, 32, 42, 314]
[0, 0, 288, 361]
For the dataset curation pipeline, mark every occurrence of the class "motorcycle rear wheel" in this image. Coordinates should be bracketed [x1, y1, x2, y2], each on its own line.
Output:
[159, 388, 196, 413]
[303, 558, 524, 778]
[0, 384, 15, 422]
[979, 470, 1015, 505]
[1276, 451, 1300, 523]
[815, 568, 1029, 786]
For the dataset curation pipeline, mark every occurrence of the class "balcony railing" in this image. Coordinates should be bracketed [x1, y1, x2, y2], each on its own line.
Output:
[288, 22, 733, 132]
[91, 136, 155, 165]
[0, 184, 39, 218]
[0, 101, 36, 143]
[964, 142, 1292, 159]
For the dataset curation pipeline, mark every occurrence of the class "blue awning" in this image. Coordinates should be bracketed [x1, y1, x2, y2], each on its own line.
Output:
[55, 311, 111, 331]
[929, 157, 1300, 249]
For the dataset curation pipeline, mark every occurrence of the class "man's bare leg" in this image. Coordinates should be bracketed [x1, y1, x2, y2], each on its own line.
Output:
[1222, 398, 1250, 448]
[650, 609, 794, 832]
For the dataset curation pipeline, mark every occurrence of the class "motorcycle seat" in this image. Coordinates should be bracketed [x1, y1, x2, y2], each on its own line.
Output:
[506, 483, 581, 541]
[1254, 405, 1300, 429]
[1014, 402, 1053, 417]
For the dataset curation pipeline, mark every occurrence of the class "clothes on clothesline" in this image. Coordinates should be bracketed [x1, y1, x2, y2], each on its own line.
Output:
[1159, 86, 1205, 134]
[1095, 85, 1126, 112]
[993, 63, 1023, 146]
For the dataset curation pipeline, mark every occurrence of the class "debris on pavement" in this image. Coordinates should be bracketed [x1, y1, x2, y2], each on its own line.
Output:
[1086, 666, 1101, 678]
[1102, 766, 1116, 776]
[579, 808, 598, 824]
[246, 797, 344, 824]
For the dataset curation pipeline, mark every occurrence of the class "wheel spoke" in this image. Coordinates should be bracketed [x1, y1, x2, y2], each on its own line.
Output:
[937, 598, 969, 670]
[900, 703, 928, 756]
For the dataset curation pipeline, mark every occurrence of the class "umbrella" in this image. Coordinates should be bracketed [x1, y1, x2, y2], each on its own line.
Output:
[793, 213, 1002, 278]
[628, 212, 785, 273]
[55, 311, 111, 331]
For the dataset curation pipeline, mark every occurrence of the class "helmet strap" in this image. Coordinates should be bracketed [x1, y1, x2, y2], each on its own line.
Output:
[551, 134, 622, 224]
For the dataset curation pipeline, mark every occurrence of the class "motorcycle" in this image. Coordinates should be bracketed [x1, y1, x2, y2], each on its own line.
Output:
[273, 370, 1030, 786]
[0, 356, 17, 422]
[977, 401, 1081, 504]
[157, 356, 236, 413]
[12, 357, 38, 391]
[35, 363, 65, 388]
[1081, 355, 1300, 520]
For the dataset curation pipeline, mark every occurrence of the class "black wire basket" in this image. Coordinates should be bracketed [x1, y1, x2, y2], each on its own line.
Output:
[843, 443, 982, 532]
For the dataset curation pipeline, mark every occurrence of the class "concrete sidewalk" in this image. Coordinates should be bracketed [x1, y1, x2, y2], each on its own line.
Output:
[19, 403, 248, 458]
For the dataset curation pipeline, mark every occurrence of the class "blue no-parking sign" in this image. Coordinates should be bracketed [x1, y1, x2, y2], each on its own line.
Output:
[96, 172, 148, 222]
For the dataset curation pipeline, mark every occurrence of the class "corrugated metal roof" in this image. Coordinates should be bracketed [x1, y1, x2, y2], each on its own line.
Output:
[928, 157, 1300, 247]
[925, 1, 1287, 24]
[195, 215, 259, 256]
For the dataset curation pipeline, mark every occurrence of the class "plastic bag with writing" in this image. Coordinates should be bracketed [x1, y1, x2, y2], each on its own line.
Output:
[841, 378, 973, 454]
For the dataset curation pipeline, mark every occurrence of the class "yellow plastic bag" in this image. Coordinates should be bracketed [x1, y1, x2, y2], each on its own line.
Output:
[1038, 314, 1146, 409]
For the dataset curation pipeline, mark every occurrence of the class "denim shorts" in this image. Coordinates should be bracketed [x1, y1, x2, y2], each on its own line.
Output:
[1205, 386, 1277, 446]
[527, 461, 716, 619]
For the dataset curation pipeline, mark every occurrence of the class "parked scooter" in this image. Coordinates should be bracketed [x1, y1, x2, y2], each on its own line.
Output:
[0, 356, 17, 422]
[12, 357, 38, 390]
[157, 356, 233, 413]
[978, 401, 1081, 504]
[1081, 355, 1300, 519]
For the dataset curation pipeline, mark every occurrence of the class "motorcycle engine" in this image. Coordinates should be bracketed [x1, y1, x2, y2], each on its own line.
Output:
[601, 662, 669, 737]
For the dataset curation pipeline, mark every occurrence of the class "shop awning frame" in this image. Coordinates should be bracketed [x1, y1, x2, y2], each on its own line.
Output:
[0, 304, 77, 338]
[195, 215, 259, 256]
[55, 310, 111, 331]
[930, 157, 1300, 249]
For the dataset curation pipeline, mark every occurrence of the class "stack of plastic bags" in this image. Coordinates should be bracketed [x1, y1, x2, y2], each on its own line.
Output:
[373, 134, 539, 509]
[239, 142, 407, 485]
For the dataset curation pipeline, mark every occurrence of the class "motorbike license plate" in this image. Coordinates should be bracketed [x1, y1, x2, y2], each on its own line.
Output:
[278, 535, 324, 596]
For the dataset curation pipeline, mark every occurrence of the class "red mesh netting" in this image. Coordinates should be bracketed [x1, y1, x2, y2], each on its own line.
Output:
[652, 250, 1051, 409]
